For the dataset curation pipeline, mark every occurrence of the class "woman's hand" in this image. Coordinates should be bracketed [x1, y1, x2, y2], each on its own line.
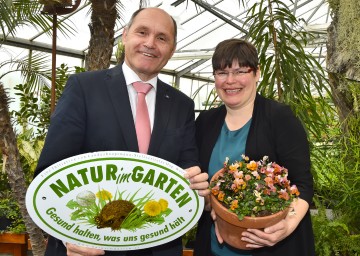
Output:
[241, 219, 289, 248]
[241, 198, 309, 248]
[66, 243, 105, 256]
[211, 208, 224, 244]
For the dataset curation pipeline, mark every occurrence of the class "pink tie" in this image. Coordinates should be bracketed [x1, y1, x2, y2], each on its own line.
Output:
[133, 82, 152, 154]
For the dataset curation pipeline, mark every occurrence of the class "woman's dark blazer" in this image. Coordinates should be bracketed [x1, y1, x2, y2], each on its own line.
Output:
[194, 94, 315, 256]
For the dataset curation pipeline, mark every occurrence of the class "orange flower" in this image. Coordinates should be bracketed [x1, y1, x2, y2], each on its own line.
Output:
[272, 163, 283, 175]
[234, 178, 245, 188]
[247, 160, 257, 171]
[211, 186, 220, 196]
[278, 189, 290, 200]
[218, 191, 225, 201]
[230, 200, 239, 210]
[229, 163, 239, 173]
[290, 185, 300, 196]
[231, 183, 239, 192]
[264, 176, 273, 186]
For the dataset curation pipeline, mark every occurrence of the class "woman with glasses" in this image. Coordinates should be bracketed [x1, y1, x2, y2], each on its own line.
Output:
[193, 39, 315, 256]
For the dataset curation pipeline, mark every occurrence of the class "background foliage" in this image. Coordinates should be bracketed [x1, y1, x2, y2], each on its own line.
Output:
[1, 0, 359, 255]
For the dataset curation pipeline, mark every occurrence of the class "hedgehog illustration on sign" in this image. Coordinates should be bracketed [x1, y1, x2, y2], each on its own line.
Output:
[67, 189, 171, 231]
[94, 200, 136, 230]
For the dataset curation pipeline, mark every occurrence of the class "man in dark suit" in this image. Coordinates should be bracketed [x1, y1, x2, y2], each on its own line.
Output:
[34, 7, 209, 256]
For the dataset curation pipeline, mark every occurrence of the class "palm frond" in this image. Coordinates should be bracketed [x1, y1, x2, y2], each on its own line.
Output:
[0, 52, 52, 92]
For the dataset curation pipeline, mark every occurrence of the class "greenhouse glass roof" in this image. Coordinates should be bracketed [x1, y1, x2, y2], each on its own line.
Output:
[1, 0, 331, 110]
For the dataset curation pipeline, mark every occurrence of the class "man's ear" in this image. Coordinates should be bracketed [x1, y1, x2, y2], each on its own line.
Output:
[170, 46, 176, 58]
[122, 28, 128, 43]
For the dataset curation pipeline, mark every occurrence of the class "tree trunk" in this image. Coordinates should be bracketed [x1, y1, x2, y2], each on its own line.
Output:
[326, 0, 360, 127]
[85, 0, 117, 71]
[0, 82, 46, 256]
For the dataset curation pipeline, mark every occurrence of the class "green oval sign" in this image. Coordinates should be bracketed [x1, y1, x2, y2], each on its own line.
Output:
[26, 151, 204, 250]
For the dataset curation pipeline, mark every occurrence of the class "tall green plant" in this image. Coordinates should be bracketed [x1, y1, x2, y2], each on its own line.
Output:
[312, 114, 360, 226]
[192, 0, 335, 141]
[12, 63, 82, 137]
[0, 52, 52, 95]
[310, 110, 360, 254]
[0, 0, 76, 38]
[0, 81, 46, 256]
[243, 0, 334, 139]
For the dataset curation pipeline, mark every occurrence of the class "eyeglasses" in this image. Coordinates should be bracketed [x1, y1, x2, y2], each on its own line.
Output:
[214, 68, 254, 80]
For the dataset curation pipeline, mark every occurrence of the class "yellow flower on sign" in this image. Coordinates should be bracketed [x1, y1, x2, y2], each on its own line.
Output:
[144, 201, 161, 216]
[158, 199, 168, 211]
[96, 189, 112, 201]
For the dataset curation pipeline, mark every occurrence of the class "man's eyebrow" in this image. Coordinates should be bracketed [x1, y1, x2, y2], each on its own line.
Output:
[132, 25, 172, 40]
[133, 25, 148, 31]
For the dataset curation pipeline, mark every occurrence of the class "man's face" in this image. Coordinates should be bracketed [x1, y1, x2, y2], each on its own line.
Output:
[122, 8, 176, 81]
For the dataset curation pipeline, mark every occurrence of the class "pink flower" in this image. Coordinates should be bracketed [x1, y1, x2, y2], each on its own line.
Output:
[278, 189, 290, 200]
[233, 170, 243, 179]
[245, 174, 252, 181]
[251, 170, 259, 177]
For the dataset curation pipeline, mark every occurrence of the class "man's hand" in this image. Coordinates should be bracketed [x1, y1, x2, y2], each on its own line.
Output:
[66, 243, 105, 256]
[184, 166, 210, 197]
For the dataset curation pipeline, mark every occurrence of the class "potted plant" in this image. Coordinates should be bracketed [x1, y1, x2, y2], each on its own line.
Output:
[209, 155, 299, 250]
[0, 189, 28, 255]
[0, 193, 26, 234]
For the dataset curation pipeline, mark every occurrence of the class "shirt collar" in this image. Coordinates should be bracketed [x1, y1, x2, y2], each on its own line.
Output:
[122, 62, 157, 90]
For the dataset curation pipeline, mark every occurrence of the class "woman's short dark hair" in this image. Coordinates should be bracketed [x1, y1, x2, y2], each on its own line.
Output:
[212, 39, 259, 72]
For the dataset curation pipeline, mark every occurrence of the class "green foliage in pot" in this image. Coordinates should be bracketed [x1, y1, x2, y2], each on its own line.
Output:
[0, 191, 26, 234]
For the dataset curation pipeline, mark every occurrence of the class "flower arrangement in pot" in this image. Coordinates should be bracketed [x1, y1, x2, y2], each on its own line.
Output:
[209, 155, 300, 250]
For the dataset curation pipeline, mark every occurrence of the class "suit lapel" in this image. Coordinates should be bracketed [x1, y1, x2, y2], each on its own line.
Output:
[148, 80, 172, 155]
[105, 66, 139, 152]
[201, 106, 226, 168]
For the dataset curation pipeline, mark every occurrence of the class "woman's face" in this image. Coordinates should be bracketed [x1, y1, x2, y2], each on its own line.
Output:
[214, 61, 260, 110]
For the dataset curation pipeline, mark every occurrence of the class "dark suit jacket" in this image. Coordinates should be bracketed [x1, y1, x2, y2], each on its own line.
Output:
[34, 65, 199, 256]
[194, 94, 315, 256]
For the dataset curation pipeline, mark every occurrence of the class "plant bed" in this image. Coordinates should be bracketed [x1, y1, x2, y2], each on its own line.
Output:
[182, 249, 193, 256]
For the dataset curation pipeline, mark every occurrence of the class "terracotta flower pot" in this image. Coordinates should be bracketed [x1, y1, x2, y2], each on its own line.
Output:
[210, 170, 290, 250]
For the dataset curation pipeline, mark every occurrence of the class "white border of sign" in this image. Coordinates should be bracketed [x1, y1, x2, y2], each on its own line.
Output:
[26, 151, 204, 250]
